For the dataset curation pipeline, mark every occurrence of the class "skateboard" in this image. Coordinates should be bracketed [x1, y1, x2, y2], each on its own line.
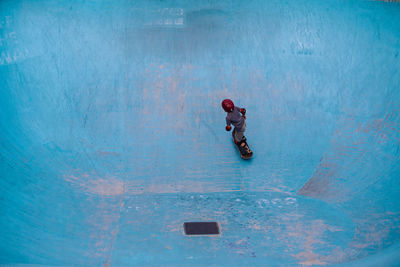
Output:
[232, 130, 253, 159]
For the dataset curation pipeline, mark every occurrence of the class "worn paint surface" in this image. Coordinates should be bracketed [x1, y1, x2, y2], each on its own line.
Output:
[1, 0, 400, 266]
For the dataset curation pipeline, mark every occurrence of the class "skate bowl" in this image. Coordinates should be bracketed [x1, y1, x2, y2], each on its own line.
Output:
[1, 0, 400, 266]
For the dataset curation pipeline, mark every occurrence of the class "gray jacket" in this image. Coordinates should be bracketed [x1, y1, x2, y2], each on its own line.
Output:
[226, 106, 245, 130]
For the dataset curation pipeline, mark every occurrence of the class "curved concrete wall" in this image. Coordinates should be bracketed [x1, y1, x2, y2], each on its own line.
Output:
[1, 0, 400, 266]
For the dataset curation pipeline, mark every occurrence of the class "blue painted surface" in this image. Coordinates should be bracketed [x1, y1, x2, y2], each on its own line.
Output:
[1, 0, 400, 266]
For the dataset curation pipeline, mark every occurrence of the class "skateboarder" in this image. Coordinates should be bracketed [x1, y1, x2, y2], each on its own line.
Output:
[221, 99, 252, 158]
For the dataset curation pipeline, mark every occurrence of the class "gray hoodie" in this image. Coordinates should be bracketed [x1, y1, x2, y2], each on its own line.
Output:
[226, 106, 245, 130]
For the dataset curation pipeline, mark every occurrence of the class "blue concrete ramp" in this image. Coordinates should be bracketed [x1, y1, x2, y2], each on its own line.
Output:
[1, 0, 400, 266]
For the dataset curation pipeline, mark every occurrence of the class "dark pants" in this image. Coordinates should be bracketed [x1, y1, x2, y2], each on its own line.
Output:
[233, 122, 246, 142]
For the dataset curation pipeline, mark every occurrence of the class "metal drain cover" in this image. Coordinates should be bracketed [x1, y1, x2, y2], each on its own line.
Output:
[183, 222, 220, 235]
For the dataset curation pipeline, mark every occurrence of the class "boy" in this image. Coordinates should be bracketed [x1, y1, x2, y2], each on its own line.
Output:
[221, 99, 252, 157]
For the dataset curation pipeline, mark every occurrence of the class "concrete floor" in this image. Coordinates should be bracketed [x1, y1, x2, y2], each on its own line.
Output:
[1, 0, 400, 266]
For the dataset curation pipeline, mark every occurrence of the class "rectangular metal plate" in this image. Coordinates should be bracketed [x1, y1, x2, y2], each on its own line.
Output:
[183, 222, 220, 235]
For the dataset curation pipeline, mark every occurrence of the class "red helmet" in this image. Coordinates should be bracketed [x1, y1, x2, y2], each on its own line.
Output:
[221, 99, 234, 112]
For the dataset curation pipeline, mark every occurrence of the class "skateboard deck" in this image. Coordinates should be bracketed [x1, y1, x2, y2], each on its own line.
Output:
[232, 131, 253, 159]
